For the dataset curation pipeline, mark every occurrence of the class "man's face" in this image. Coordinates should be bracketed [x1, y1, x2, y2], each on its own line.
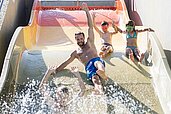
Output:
[75, 34, 85, 47]
[101, 25, 109, 32]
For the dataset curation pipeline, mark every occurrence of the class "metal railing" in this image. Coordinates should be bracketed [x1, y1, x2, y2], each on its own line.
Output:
[0, 0, 4, 11]
[147, 31, 171, 114]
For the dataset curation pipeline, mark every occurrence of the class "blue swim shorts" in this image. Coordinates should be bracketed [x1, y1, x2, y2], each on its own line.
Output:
[85, 57, 105, 80]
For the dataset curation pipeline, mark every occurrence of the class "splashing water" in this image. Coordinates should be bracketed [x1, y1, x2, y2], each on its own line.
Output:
[0, 79, 156, 114]
[0, 80, 107, 114]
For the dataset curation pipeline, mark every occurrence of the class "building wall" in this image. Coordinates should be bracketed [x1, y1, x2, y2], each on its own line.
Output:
[125, 0, 171, 67]
[125, 0, 171, 50]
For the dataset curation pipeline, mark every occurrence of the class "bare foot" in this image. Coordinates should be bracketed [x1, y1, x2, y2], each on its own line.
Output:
[139, 53, 144, 63]
[96, 70, 108, 80]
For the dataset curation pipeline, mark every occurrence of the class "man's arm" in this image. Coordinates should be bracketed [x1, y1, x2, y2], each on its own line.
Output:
[55, 51, 77, 73]
[70, 67, 86, 97]
[39, 51, 77, 90]
[81, 3, 94, 44]
[39, 69, 57, 105]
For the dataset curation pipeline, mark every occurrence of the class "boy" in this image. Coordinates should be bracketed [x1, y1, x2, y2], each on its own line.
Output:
[92, 13, 118, 58]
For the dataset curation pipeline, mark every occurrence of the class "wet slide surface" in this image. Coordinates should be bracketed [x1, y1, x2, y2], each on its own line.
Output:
[14, 8, 164, 113]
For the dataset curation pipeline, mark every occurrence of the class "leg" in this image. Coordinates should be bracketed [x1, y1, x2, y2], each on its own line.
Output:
[99, 51, 105, 58]
[91, 75, 103, 94]
[99, 45, 113, 58]
[99, 45, 107, 58]
[108, 46, 114, 53]
[103, 46, 113, 57]
[134, 48, 140, 60]
[126, 48, 134, 62]
[139, 53, 145, 63]
[94, 61, 108, 80]
[134, 48, 144, 62]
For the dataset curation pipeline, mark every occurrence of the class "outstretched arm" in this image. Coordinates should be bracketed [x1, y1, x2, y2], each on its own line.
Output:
[39, 70, 55, 104]
[136, 28, 154, 33]
[70, 67, 86, 97]
[92, 13, 101, 34]
[39, 51, 77, 90]
[81, 3, 94, 44]
[55, 51, 77, 73]
[116, 26, 127, 34]
[111, 20, 118, 34]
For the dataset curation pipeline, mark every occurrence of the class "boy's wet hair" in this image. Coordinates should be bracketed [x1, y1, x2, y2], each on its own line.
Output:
[75, 31, 85, 38]
[101, 21, 109, 26]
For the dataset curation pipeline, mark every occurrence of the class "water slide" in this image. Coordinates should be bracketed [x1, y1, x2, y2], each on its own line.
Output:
[0, 0, 171, 113]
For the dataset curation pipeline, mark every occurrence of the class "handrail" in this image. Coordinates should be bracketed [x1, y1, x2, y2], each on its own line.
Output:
[149, 32, 171, 76]
[34, 0, 116, 10]
[0, 0, 4, 11]
[0, 27, 24, 93]
[148, 31, 171, 114]
[36, 6, 116, 11]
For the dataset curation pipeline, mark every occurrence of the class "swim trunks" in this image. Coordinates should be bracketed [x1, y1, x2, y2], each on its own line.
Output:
[101, 43, 114, 51]
[103, 43, 113, 47]
[85, 57, 105, 80]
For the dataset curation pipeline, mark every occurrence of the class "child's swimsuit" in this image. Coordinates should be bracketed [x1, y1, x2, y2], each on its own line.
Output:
[126, 31, 138, 51]
[126, 32, 139, 58]
[126, 31, 137, 39]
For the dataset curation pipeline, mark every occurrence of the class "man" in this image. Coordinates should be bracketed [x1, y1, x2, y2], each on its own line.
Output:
[45, 3, 108, 95]
[92, 13, 118, 58]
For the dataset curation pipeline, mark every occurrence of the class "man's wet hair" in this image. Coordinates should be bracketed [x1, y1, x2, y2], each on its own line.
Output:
[101, 21, 109, 26]
[75, 31, 85, 38]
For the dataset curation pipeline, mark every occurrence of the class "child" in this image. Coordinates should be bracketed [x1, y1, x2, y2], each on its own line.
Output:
[117, 20, 154, 62]
[92, 13, 118, 58]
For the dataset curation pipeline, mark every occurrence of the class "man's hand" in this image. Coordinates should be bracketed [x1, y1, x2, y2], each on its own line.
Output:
[78, 90, 85, 97]
[92, 12, 96, 19]
[81, 2, 88, 11]
[70, 66, 80, 77]
[47, 66, 57, 76]
[70, 66, 86, 97]
[39, 65, 57, 90]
